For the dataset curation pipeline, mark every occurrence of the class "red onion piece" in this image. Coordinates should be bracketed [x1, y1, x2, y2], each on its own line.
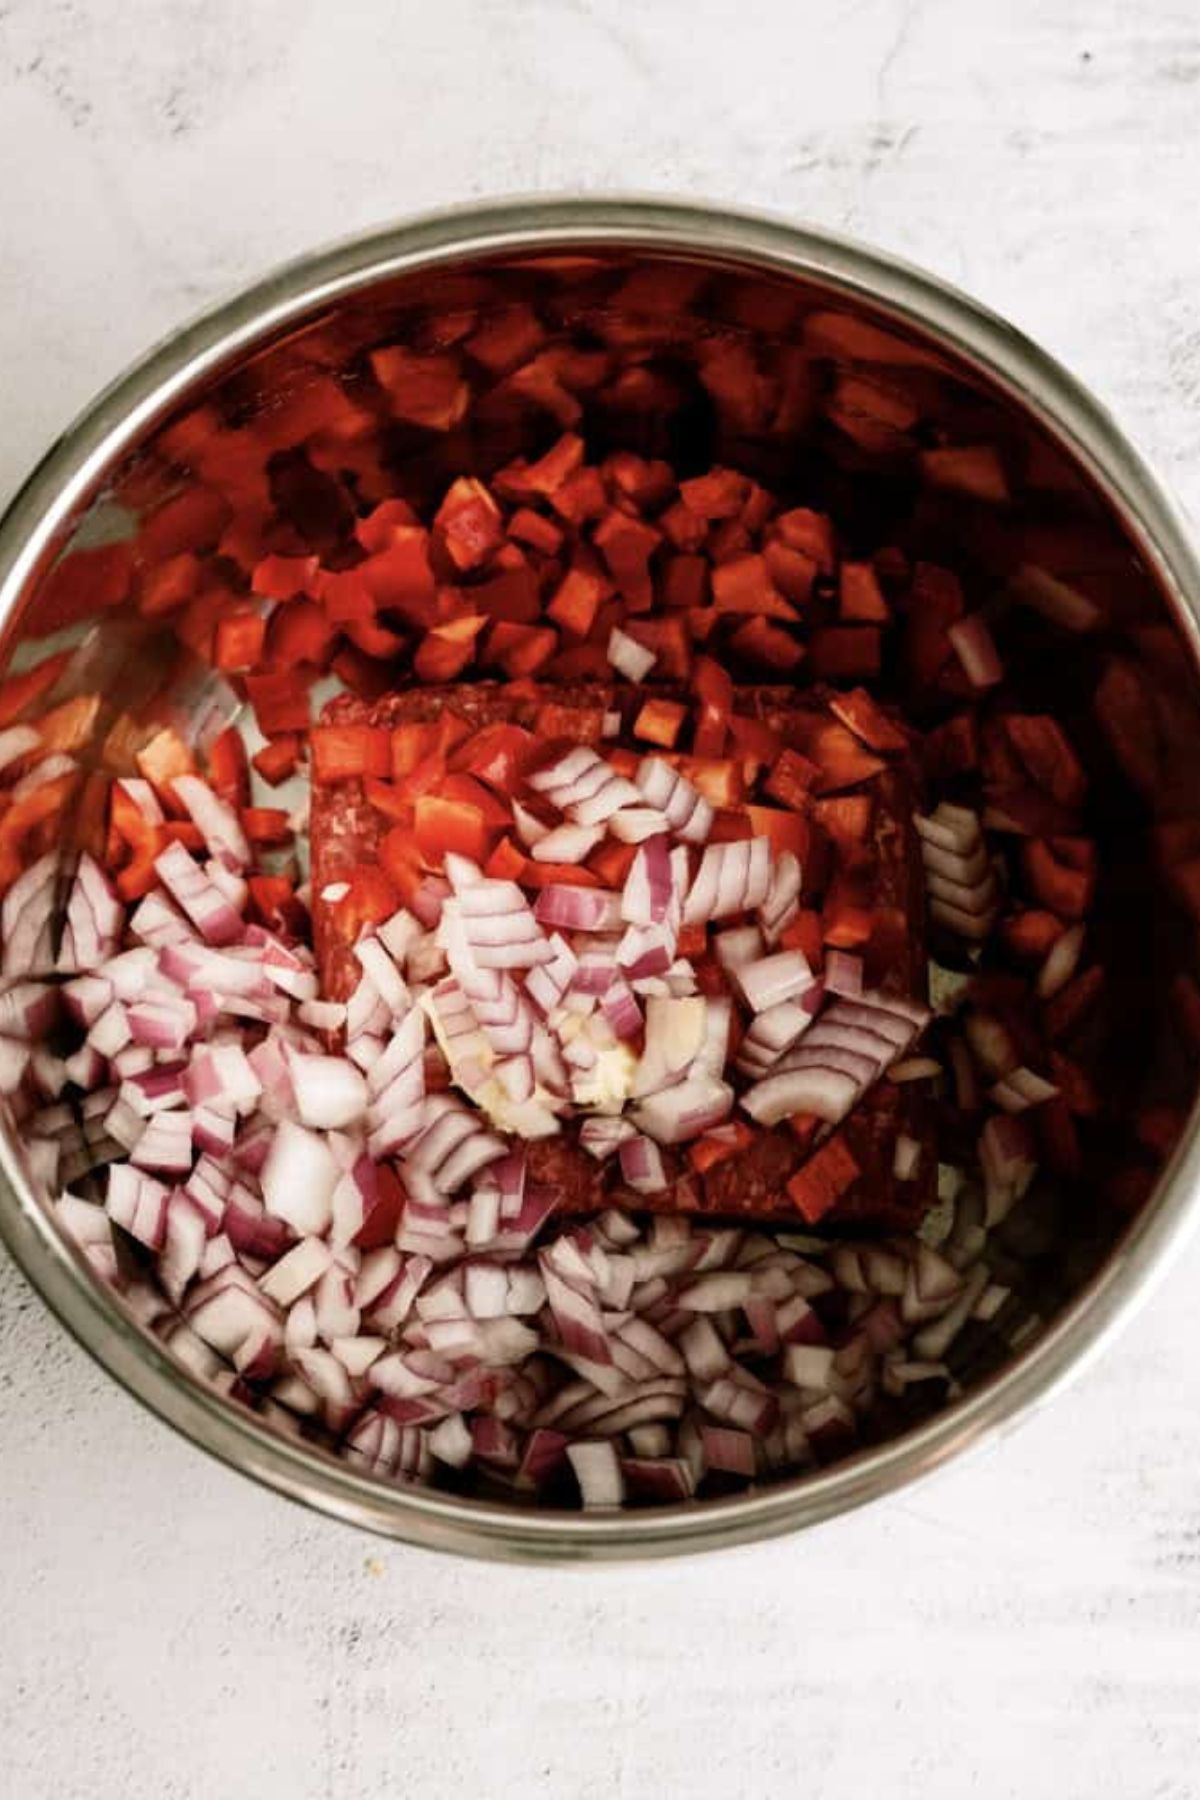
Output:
[534, 886, 623, 933]
[172, 775, 251, 868]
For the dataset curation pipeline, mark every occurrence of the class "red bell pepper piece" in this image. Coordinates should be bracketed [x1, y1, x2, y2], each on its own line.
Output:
[214, 610, 267, 672]
[208, 727, 251, 809]
[252, 735, 301, 787]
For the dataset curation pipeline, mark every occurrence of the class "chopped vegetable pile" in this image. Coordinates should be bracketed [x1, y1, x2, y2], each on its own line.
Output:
[2, 265, 1197, 1513]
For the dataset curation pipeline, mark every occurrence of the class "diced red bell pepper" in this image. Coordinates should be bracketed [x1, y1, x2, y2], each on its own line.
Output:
[0, 771, 79, 892]
[354, 499, 420, 554]
[329, 865, 402, 941]
[138, 551, 201, 617]
[1003, 715, 1087, 811]
[266, 598, 335, 670]
[139, 487, 231, 561]
[468, 562, 542, 624]
[361, 778, 412, 827]
[488, 621, 558, 678]
[807, 627, 882, 681]
[547, 557, 610, 638]
[711, 554, 798, 623]
[839, 562, 890, 621]
[245, 670, 313, 737]
[593, 508, 660, 610]
[727, 714, 783, 768]
[772, 508, 835, 574]
[827, 688, 907, 754]
[389, 723, 439, 780]
[507, 508, 564, 556]
[1000, 910, 1064, 963]
[24, 541, 132, 637]
[499, 433, 586, 503]
[905, 561, 964, 688]
[342, 617, 406, 659]
[241, 807, 293, 847]
[310, 723, 393, 785]
[330, 645, 397, 701]
[624, 615, 691, 681]
[252, 735, 301, 787]
[812, 795, 874, 846]
[669, 756, 740, 809]
[414, 791, 499, 870]
[587, 838, 638, 887]
[484, 837, 530, 883]
[247, 873, 306, 937]
[0, 650, 71, 729]
[796, 720, 887, 794]
[550, 466, 608, 525]
[661, 553, 708, 610]
[766, 747, 822, 809]
[787, 1132, 860, 1224]
[360, 529, 437, 626]
[434, 478, 504, 572]
[370, 347, 468, 431]
[252, 553, 320, 601]
[1043, 964, 1104, 1040]
[207, 728, 251, 810]
[413, 614, 488, 683]
[728, 616, 805, 670]
[1021, 837, 1096, 919]
[634, 698, 687, 749]
[659, 501, 707, 553]
[678, 468, 747, 520]
[688, 1119, 756, 1174]
[318, 568, 378, 625]
[690, 656, 733, 758]
[745, 805, 812, 860]
[464, 304, 546, 373]
[922, 712, 980, 778]
[822, 874, 876, 949]
[761, 542, 818, 606]
[518, 856, 602, 889]
[709, 809, 754, 844]
[451, 723, 535, 794]
[779, 909, 824, 966]
[214, 610, 268, 672]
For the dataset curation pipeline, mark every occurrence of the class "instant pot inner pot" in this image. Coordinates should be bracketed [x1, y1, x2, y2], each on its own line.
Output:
[4, 244, 1199, 1509]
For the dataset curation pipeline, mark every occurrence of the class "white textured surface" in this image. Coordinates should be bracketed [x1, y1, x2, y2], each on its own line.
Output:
[3, 3, 1200, 1795]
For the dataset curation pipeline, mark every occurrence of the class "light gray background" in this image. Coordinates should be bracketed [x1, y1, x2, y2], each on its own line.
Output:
[2, 4, 1199, 1796]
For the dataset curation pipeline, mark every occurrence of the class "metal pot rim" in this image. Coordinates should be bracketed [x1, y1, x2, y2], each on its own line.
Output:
[3, 194, 1199, 1562]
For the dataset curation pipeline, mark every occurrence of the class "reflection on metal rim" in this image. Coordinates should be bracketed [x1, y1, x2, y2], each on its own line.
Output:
[2, 197, 1200, 1562]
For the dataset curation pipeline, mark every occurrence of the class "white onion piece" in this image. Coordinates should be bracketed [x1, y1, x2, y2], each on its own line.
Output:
[261, 1120, 340, 1235]
[742, 1064, 859, 1126]
[607, 626, 657, 683]
[947, 614, 1004, 688]
[989, 1066, 1059, 1114]
[0, 724, 40, 772]
[632, 1074, 732, 1144]
[1, 852, 57, 977]
[284, 1047, 368, 1129]
[735, 950, 814, 1014]
[684, 837, 771, 924]
[1036, 922, 1085, 1000]
[530, 822, 604, 863]
[633, 995, 707, 1098]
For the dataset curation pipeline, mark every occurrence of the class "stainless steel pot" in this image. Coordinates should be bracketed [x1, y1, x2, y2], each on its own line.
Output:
[2, 197, 1198, 1561]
